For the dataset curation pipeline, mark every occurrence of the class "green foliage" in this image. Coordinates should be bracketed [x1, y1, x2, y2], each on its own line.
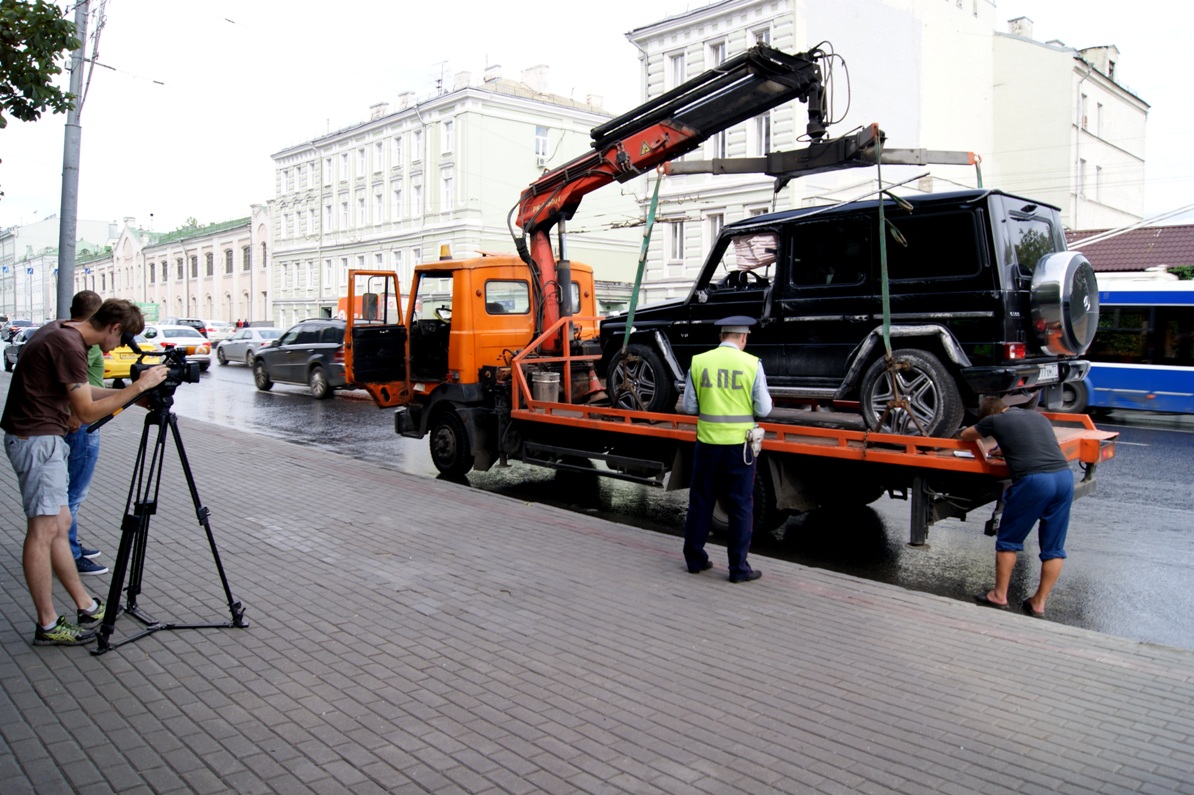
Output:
[0, 0, 80, 129]
[1168, 265, 1194, 281]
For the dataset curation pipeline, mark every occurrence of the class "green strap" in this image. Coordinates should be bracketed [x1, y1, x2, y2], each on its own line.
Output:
[876, 137, 891, 356]
[621, 171, 662, 355]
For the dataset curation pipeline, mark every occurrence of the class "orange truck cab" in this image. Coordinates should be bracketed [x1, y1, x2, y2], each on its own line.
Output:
[345, 253, 600, 473]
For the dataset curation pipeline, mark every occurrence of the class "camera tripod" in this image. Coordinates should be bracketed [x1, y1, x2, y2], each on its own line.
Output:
[93, 389, 248, 655]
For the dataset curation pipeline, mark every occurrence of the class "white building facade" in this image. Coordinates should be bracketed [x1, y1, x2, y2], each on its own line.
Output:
[269, 70, 641, 325]
[627, 0, 1147, 303]
[1, 216, 116, 320]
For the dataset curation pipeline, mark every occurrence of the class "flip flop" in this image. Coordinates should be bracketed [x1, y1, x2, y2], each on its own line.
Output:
[1021, 599, 1045, 618]
[974, 592, 1009, 610]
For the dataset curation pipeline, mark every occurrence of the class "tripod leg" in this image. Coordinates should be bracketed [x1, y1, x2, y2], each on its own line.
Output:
[168, 414, 247, 627]
[97, 409, 167, 651]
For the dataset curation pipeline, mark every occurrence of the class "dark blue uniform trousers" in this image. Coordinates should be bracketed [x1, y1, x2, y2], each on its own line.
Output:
[683, 440, 756, 578]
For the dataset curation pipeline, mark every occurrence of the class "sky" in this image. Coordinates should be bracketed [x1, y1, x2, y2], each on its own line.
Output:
[1, 0, 1191, 235]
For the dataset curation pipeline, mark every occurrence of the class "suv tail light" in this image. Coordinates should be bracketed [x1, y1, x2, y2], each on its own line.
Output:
[333, 348, 345, 364]
[1002, 342, 1026, 361]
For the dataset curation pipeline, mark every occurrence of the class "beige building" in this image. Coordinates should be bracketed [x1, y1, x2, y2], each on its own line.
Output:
[75, 206, 272, 324]
[269, 68, 641, 324]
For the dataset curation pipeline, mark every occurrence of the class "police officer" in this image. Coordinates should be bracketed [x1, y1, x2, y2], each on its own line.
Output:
[680, 315, 773, 582]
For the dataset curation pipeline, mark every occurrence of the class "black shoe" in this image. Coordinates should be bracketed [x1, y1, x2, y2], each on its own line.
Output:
[688, 560, 713, 574]
[729, 570, 762, 583]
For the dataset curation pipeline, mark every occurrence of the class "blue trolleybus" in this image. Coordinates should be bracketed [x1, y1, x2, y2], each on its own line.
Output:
[1064, 278, 1194, 414]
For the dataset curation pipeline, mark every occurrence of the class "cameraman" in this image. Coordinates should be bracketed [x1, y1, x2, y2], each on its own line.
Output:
[2, 299, 168, 646]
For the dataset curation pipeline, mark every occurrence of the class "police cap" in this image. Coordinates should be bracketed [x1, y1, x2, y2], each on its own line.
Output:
[715, 315, 756, 334]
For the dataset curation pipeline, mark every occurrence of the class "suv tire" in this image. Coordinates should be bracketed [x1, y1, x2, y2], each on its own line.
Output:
[1058, 380, 1089, 414]
[860, 349, 964, 437]
[217, 347, 228, 365]
[253, 359, 273, 391]
[309, 365, 333, 399]
[711, 462, 788, 534]
[1031, 252, 1100, 356]
[607, 344, 675, 412]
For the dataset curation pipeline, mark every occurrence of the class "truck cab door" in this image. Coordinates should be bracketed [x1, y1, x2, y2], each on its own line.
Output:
[345, 270, 409, 407]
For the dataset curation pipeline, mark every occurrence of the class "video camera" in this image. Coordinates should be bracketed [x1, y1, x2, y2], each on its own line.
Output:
[125, 332, 201, 389]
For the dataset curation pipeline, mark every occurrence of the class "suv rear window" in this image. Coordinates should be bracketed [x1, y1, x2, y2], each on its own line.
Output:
[1009, 216, 1057, 273]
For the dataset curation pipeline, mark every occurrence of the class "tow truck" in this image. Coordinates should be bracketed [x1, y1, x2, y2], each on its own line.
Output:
[341, 44, 1116, 544]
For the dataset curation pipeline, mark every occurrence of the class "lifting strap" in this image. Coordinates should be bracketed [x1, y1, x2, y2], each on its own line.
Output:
[620, 170, 663, 357]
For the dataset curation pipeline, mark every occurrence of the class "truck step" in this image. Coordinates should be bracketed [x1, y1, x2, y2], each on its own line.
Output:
[522, 442, 667, 487]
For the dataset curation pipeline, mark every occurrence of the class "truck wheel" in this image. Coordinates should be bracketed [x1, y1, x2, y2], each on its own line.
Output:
[1057, 380, 1089, 414]
[309, 365, 333, 399]
[860, 349, 963, 437]
[430, 410, 472, 477]
[711, 462, 788, 535]
[253, 359, 273, 391]
[607, 344, 676, 412]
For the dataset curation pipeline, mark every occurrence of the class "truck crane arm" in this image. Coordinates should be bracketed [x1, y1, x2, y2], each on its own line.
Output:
[513, 44, 832, 343]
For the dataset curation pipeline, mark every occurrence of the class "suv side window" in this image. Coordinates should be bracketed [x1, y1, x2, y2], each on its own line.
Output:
[320, 325, 343, 344]
[886, 211, 982, 281]
[294, 326, 319, 345]
[788, 219, 869, 287]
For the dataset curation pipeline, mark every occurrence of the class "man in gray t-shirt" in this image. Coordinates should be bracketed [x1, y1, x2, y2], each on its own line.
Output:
[960, 396, 1074, 618]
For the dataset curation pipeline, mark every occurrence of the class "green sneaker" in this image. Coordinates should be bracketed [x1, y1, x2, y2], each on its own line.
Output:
[77, 598, 106, 629]
[33, 616, 97, 647]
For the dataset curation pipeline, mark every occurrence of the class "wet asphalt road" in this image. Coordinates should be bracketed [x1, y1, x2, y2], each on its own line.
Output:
[12, 356, 1194, 650]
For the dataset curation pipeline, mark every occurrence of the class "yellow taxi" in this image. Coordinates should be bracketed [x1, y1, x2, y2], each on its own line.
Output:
[103, 334, 163, 382]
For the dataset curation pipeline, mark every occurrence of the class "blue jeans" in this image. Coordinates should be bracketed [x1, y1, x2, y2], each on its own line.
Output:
[65, 426, 101, 560]
[996, 469, 1073, 561]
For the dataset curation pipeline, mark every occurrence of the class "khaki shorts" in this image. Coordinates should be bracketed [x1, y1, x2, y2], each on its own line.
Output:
[5, 434, 69, 518]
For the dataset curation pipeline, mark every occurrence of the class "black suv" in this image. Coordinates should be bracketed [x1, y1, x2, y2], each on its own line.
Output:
[252, 318, 348, 399]
[600, 189, 1097, 437]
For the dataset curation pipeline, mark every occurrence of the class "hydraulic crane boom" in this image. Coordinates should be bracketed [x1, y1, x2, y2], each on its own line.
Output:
[513, 44, 831, 346]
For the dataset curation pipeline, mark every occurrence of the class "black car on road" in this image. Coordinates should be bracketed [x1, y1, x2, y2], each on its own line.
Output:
[252, 318, 348, 399]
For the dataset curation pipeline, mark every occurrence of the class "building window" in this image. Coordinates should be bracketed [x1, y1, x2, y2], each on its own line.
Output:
[149, 264, 155, 284]
[669, 221, 685, 261]
[284, 169, 292, 191]
[706, 213, 724, 250]
[205, 252, 214, 276]
[412, 183, 423, 216]
[161, 261, 168, 281]
[177, 259, 184, 280]
[308, 207, 316, 232]
[1078, 158, 1087, 197]
[1080, 93, 1088, 129]
[340, 200, 349, 227]
[667, 51, 686, 90]
[412, 246, 422, 266]
[324, 157, 333, 185]
[752, 113, 772, 156]
[442, 120, 454, 154]
[535, 126, 549, 160]
[340, 152, 349, 176]
[374, 141, 384, 171]
[392, 188, 403, 218]
[441, 168, 453, 212]
[1094, 165, 1102, 200]
[324, 258, 332, 287]
[298, 163, 307, 188]
[374, 190, 384, 222]
[242, 246, 251, 272]
[297, 212, 305, 236]
[339, 257, 349, 287]
[190, 256, 198, 278]
[325, 203, 333, 229]
[224, 249, 233, 274]
[357, 148, 366, 173]
[393, 249, 404, 280]
[357, 195, 366, 225]
[413, 128, 424, 162]
[707, 40, 726, 67]
[753, 27, 771, 45]
[1095, 102, 1103, 136]
[392, 135, 403, 164]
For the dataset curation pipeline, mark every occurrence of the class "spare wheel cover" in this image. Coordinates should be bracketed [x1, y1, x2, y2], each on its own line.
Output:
[1030, 251, 1099, 356]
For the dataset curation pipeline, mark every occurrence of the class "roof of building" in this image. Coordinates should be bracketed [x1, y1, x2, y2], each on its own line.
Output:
[1066, 225, 1194, 271]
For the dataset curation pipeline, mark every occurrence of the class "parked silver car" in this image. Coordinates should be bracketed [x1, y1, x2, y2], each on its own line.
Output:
[217, 326, 282, 366]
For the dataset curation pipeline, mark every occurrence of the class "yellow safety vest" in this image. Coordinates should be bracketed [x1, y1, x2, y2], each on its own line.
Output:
[691, 345, 758, 445]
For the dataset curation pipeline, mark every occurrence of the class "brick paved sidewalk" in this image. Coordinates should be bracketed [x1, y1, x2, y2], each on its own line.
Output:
[1, 413, 1192, 793]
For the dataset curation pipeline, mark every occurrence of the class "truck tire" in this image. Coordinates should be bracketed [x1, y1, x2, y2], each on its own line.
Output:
[429, 409, 472, 478]
[1031, 251, 1100, 356]
[859, 349, 963, 437]
[607, 344, 676, 412]
[711, 463, 788, 535]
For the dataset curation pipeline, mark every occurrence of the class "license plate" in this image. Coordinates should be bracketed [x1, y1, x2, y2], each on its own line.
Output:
[1038, 363, 1059, 383]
